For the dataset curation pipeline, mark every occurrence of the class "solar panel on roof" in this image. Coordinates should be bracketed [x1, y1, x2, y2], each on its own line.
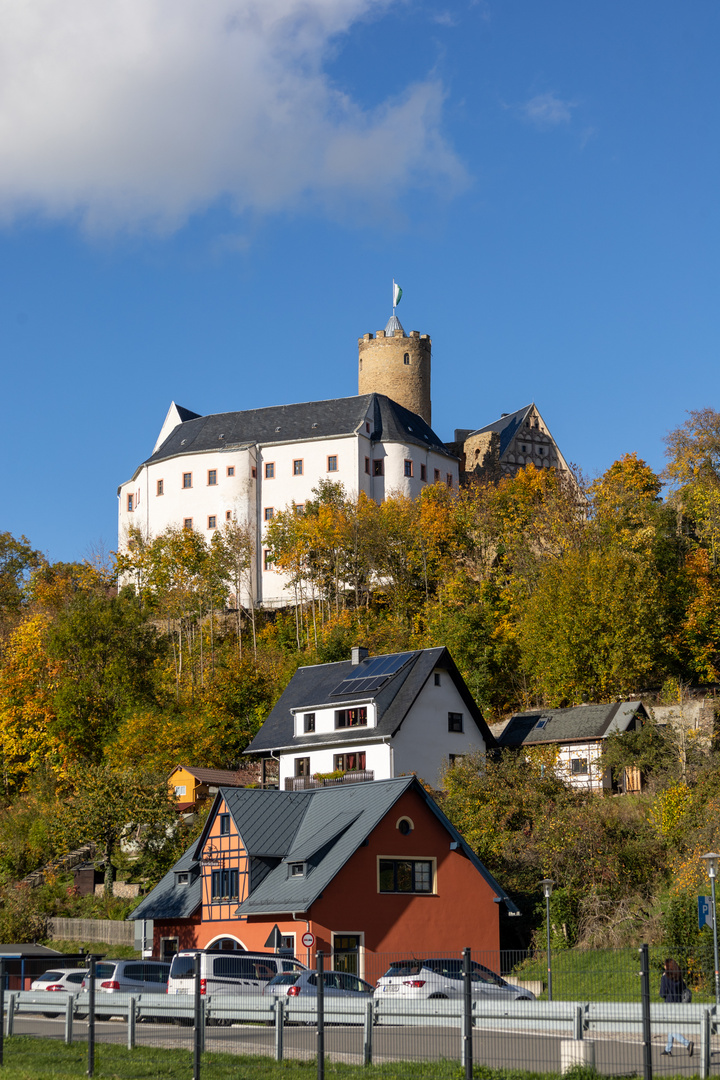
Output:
[331, 653, 412, 697]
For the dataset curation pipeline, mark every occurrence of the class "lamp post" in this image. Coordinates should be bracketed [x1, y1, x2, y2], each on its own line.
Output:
[540, 878, 554, 1001]
[701, 852, 720, 1007]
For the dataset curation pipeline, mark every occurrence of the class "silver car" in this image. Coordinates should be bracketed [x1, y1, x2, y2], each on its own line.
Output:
[30, 967, 88, 1018]
[80, 960, 171, 1018]
[264, 970, 374, 999]
[374, 958, 535, 1001]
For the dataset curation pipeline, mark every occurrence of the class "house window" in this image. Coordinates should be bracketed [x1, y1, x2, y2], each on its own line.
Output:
[227, 466, 235, 477]
[397, 818, 413, 835]
[571, 758, 589, 775]
[293, 459, 303, 476]
[373, 460, 384, 477]
[290, 863, 304, 877]
[177, 872, 189, 885]
[157, 479, 164, 496]
[334, 752, 366, 772]
[219, 814, 230, 835]
[403, 352, 410, 365]
[294, 503, 304, 514]
[183, 518, 193, 530]
[127, 494, 134, 512]
[207, 516, 216, 529]
[183, 473, 192, 488]
[336, 707, 367, 728]
[264, 550, 273, 571]
[226, 511, 232, 521]
[174, 785, 186, 797]
[265, 462, 275, 479]
[264, 507, 274, 521]
[446, 473, 453, 488]
[365, 457, 370, 475]
[404, 460, 413, 478]
[420, 463, 427, 482]
[303, 713, 315, 733]
[434, 673, 441, 686]
[295, 757, 311, 777]
[208, 469, 217, 486]
[366, 422, 370, 433]
[434, 469, 441, 482]
[378, 859, 434, 894]
[327, 455, 338, 472]
[448, 712, 463, 733]
[211, 868, 239, 901]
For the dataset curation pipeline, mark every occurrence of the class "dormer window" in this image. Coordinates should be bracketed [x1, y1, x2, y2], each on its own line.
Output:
[290, 863, 305, 877]
[176, 871, 189, 886]
[303, 713, 315, 733]
[336, 707, 367, 728]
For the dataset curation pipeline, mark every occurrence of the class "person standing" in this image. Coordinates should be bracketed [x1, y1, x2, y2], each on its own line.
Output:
[660, 958, 693, 1057]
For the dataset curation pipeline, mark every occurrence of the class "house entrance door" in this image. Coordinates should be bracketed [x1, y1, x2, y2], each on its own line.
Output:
[332, 934, 363, 976]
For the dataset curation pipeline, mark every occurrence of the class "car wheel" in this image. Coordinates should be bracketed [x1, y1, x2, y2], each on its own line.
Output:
[42, 1013, 61, 1019]
[428, 993, 448, 999]
[95, 1014, 111, 1022]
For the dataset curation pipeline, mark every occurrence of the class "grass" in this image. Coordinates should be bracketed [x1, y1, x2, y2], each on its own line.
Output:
[0, 1039, 705, 1080]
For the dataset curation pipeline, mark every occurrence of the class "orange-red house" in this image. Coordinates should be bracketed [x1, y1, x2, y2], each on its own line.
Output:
[129, 776, 517, 979]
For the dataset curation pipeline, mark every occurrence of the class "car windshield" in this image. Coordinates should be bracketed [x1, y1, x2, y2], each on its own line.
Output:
[382, 961, 426, 977]
[95, 964, 116, 981]
[169, 956, 197, 980]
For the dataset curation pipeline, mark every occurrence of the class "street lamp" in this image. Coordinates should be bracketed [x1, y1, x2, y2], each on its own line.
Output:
[540, 878, 554, 1001]
[701, 852, 720, 1007]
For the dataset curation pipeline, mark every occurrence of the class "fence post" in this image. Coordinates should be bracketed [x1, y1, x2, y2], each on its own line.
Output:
[0, 957, 4, 1065]
[65, 995, 74, 1045]
[573, 1004, 584, 1041]
[274, 999, 284, 1061]
[701, 1008, 710, 1079]
[193, 953, 202, 1080]
[462, 947, 473, 1078]
[5, 996, 13, 1039]
[316, 950, 324, 1080]
[127, 997, 136, 1051]
[639, 944, 652, 1080]
[87, 957, 96, 1079]
[363, 999, 373, 1066]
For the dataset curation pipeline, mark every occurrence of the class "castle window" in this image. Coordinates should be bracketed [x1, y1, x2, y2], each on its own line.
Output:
[250, 467, 256, 479]
[207, 516, 216, 529]
[157, 479, 164, 496]
[127, 494, 134, 512]
[265, 462, 275, 479]
[404, 460, 413, 478]
[327, 455, 338, 472]
[183, 518, 193, 530]
[293, 459, 303, 476]
[208, 469, 217, 486]
[521, 445, 527, 454]
[404, 353, 410, 365]
[420, 464, 427, 482]
[264, 507, 274, 521]
[183, 472, 192, 489]
[365, 457, 370, 475]
[434, 469, 441, 482]
[373, 460, 384, 477]
[227, 466, 235, 477]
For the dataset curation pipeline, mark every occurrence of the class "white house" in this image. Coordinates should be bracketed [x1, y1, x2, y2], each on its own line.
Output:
[244, 645, 494, 790]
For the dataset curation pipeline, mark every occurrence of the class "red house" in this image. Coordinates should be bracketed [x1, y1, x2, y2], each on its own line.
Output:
[129, 776, 517, 979]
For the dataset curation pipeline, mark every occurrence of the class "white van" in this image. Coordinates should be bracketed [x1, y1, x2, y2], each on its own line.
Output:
[167, 950, 306, 996]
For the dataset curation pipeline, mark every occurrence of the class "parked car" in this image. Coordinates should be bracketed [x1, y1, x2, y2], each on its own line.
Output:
[30, 968, 88, 1018]
[263, 970, 374, 999]
[167, 950, 306, 997]
[80, 960, 171, 1020]
[374, 958, 535, 1001]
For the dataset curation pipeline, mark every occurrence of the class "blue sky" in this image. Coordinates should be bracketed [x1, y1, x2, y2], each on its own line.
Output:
[1, 0, 718, 563]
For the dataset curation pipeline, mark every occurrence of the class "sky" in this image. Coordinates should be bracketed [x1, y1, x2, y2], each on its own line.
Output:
[1, 0, 719, 564]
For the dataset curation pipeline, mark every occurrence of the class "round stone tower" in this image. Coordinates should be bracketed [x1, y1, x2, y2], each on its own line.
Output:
[358, 315, 432, 426]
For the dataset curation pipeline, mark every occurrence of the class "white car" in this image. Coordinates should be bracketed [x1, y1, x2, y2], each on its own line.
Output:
[30, 967, 88, 1018]
[374, 958, 535, 1001]
[263, 970, 374, 999]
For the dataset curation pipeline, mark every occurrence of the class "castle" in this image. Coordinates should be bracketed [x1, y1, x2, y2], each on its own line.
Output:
[118, 314, 571, 606]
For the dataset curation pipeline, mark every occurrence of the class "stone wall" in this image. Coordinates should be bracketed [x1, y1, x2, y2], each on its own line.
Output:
[358, 329, 431, 426]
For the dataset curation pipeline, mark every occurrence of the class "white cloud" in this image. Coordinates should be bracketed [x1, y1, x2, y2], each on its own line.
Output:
[521, 92, 576, 129]
[0, 0, 465, 233]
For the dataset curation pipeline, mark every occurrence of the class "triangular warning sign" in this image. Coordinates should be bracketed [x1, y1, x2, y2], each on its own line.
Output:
[264, 924, 282, 950]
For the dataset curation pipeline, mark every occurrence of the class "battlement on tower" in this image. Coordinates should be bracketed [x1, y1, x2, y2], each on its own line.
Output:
[358, 326, 432, 425]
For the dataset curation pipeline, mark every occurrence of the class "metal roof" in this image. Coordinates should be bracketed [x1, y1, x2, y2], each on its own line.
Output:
[497, 701, 647, 748]
[128, 842, 201, 922]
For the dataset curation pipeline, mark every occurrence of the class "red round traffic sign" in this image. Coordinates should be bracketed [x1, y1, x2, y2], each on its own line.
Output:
[301, 932, 315, 948]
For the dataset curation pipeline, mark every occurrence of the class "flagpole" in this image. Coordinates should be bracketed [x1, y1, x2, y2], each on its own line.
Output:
[392, 278, 396, 317]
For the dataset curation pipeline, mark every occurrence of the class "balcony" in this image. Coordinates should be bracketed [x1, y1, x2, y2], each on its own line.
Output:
[284, 770, 374, 791]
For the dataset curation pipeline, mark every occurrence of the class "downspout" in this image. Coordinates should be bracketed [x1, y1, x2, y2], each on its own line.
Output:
[293, 912, 312, 966]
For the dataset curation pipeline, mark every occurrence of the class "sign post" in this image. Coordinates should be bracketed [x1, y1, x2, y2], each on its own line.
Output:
[302, 931, 315, 967]
[699, 896, 714, 930]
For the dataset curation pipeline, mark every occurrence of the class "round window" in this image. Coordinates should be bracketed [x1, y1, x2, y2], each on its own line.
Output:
[397, 818, 413, 836]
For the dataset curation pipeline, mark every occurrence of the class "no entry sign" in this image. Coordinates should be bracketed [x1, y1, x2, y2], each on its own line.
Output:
[301, 931, 315, 948]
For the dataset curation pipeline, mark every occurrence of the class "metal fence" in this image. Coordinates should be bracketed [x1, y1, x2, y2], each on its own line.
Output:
[1, 946, 717, 1078]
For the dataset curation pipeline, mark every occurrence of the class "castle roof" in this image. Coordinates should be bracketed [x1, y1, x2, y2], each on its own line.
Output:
[144, 393, 456, 466]
[384, 314, 406, 335]
[467, 405, 534, 458]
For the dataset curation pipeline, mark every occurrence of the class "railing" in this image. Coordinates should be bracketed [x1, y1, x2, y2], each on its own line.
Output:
[284, 770, 374, 791]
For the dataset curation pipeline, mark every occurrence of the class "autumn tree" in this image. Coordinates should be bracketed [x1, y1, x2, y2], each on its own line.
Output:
[0, 533, 42, 633]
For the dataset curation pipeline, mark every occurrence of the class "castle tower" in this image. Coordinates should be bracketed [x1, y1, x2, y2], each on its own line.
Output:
[358, 316, 432, 426]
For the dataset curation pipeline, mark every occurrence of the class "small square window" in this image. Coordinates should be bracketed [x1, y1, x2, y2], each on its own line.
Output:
[404, 460, 413, 478]
[446, 473, 453, 488]
[290, 863, 304, 876]
[208, 469, 217, 486]
[264, 549, 273, 571]
[157, 479, 164, 496]
[434, 673, 441, 686]
[434, 469, 441, 482]
[251, 467, 256, 479]
[294, 503, 304, 514]
[295, 757, 310, 777]
[264, 507, 274, 521]
[227, 466, 235, 477]
[219, 814, 230, 835]
[571, 758, 589, 775]
[327, 455, 338, 472]
[265, 462, 275, 479]
[183, 473, 192, 489]
[127, 494, 134, 512]
[365, 457, 370, 475]
[183, 518, 193, 530]
[226, 510, 232, 521]
[304, 713, 315, 733]
[420, 464, 427, 482]
[448, 712, 463, 733]
[403, 352, 410, 365]
[207, 516, 216, 529]
[293, 459, 303, 476]
[373, 460, 384, 477]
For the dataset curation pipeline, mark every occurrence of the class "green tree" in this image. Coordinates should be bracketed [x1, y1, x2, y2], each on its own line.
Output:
[0, 533, 42, 631]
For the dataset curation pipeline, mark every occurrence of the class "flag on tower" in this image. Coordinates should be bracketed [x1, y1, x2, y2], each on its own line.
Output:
[393, 281, 403, 307]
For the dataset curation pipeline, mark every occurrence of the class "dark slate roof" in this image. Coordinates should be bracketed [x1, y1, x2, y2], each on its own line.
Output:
[467, 405, 533, 458]
[175, 405, 202, 423]
[128, 842, 201, 922]
[245, 647, 495, 754]
[144, 394, 455, 466]
[497, 701, 647, 748]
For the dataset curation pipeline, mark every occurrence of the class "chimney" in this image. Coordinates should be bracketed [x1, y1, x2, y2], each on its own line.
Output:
[351, 646, 369, 666]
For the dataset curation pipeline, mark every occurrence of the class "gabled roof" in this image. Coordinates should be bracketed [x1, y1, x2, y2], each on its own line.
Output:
[497, 701, 647, 748]
[169, 766, 249, 787]
[143, 393, 455, 468]
[467, 405, 534, 458]
[128, 842, 201, 922]
[245, 646, 495, 754]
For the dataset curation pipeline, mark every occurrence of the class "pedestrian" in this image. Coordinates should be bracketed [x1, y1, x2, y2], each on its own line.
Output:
[660, 958, 693, 1057]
